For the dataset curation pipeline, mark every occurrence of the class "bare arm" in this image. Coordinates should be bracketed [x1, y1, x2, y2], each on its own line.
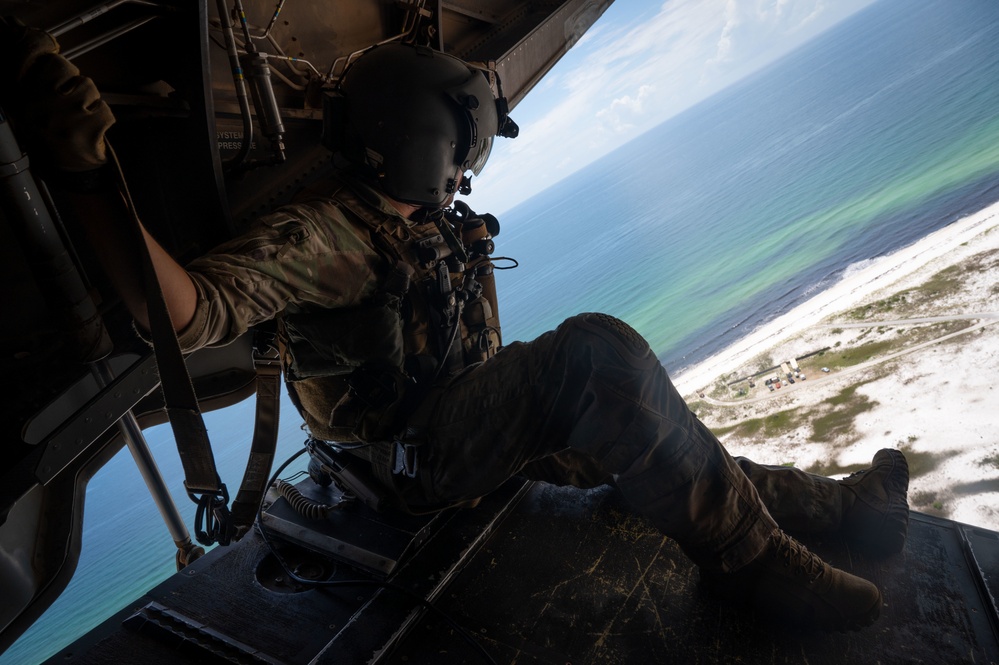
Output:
[68, 189, 196, 333]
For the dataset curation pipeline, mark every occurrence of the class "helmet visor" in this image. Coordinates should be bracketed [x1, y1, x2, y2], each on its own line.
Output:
[469, 135, 493, 175]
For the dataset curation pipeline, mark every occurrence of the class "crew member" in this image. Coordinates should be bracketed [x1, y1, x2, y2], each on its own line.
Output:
[2, 24, 910, 632]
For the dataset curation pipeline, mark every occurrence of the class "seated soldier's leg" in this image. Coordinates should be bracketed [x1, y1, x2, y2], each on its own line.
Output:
[520, 448, 613, 489]
[396, 312, 770, 561]
[733, 451, 909, 555]
[531, 314, 883, 630]
[404, 313, 882, 630]
[525, 313, 772, 569]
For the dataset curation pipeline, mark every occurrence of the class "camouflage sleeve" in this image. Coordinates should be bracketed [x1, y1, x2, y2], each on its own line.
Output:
[177, 200, 382, 351]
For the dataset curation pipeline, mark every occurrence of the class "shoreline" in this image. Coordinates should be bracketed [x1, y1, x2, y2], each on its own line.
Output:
[671, 198, 999, 532]
[674, 199, 999, 395]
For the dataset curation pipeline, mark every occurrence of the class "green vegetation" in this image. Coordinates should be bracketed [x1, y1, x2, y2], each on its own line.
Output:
[839, 250, 999, 323]
[803, 321, 972, 373]
[913, 265, 963, 300]
[897, 444, 949, 479]
[978, 454, 999, 470]
[911, 490, 948, 517]
[804, 458, 869, 477]
[753, 354, 775, 374]
[714, 382, 879, 447]
[713, 402, 816, 439]
[909, 319, 969, 342]
[958, 247, 998, 273]
[939, 320, 985, 347]
[810, 389, 877, 442]
[688, 400, 720, 422]
[827, 384, 861, 406]
[708, 381, 728, 400]
[782, 437, 953, 480]
[847, 292, 909, 320]
[816, 339, 896, 370]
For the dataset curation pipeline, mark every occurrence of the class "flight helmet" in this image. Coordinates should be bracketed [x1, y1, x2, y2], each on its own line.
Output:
[323, 42, 516, 207]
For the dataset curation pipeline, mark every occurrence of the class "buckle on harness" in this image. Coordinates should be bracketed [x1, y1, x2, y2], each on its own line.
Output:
[392, 440, 419, 478]
[189, 483, 235, 546]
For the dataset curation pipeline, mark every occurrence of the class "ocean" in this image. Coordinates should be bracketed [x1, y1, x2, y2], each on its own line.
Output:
[5, 0, 999, 662]
[494, 0, 999, 374]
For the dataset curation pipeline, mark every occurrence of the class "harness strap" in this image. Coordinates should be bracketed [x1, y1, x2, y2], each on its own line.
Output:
[229, 328, 282, 539]
[112, 147, 273, 546]
[110, 148, 223, 504]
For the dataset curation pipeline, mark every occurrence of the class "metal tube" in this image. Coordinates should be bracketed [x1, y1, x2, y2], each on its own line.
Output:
[92, 362, 194, 550]
[60, 16, 158, 61]
[1, 106, 200, 567]
[49, 0, 163, 37]
[215, 0, 255, 171]
[260, 0, 287, 39]
[0, 107, 112, 363]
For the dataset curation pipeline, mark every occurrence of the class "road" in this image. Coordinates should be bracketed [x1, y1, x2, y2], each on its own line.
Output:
[818, 313, 999, 329]
[697, 313, 999, 406]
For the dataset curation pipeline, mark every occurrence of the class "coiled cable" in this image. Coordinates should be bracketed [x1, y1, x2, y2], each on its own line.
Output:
[274, 479, 343, 519]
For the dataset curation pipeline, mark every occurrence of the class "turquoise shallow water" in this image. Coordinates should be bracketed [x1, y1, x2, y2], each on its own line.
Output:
[6, 0, 999, 663]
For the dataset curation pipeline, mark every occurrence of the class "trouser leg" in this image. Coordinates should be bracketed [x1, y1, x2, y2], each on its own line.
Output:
[733, 458, 845, 534]
[399, 313, 776, 573]
[537, 314, 779, 572]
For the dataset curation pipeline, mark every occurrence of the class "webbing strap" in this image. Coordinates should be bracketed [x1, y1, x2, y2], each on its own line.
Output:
[111, 146, 278, 546]
[230, 336, 281, 538]
[110, 146, 222, 500]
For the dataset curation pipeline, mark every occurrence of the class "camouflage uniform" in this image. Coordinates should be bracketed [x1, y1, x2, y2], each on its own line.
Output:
[178, 173, 845, 573]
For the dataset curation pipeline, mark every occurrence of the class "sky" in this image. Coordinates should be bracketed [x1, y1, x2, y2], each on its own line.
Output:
[466, 0, 877, 215]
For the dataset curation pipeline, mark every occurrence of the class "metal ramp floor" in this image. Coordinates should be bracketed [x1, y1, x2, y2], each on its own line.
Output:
[48, 478, 999, 664]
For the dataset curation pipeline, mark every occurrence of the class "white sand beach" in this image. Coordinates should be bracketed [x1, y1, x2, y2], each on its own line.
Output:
[674, 200, 999, 532]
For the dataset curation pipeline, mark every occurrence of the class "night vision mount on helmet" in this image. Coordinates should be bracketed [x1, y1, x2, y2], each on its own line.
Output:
[322, 43, 518, 207]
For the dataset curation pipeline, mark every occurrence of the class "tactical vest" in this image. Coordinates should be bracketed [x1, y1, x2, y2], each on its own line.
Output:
[279, 178, 502, 443]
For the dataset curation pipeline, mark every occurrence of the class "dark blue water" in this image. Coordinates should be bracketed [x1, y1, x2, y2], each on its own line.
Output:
[6, 0, 999, 663]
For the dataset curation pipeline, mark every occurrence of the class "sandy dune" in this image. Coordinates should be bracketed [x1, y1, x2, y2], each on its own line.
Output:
[674, 200, 999, 531]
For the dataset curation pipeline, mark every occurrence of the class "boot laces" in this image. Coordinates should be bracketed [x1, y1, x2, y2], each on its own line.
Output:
[772, 530, 825, 583]
[843, 468, 868, 482]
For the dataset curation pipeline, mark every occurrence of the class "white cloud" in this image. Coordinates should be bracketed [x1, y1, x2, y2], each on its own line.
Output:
[595, 84, 656, 132]
[756, 0, 792, 20]
[710, 0, 741, 65]
[466, 0, 876, 216]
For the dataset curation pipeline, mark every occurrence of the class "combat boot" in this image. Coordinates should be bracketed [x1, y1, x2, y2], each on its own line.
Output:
[715, 529, 882, 631]
[839, 448, 910, 555]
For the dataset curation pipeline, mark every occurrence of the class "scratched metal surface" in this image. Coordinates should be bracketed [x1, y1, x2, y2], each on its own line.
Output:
[394, 483, 999, 665]
[47, 480, 999, 664]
